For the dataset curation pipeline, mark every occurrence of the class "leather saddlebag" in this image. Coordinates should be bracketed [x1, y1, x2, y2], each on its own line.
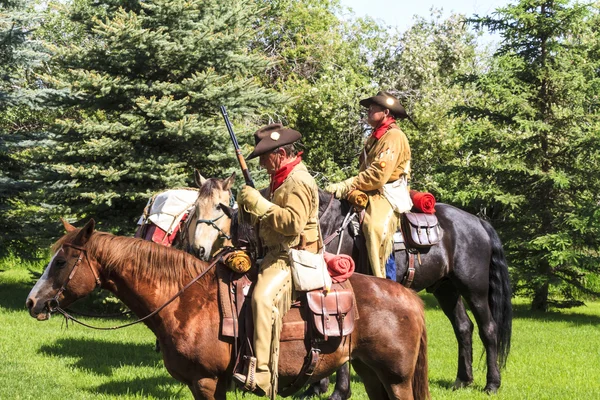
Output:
[402, 212, 442, 248]
[306, 289, 355, 340]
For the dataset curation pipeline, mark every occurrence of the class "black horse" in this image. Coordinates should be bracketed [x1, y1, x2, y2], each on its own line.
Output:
[304, 190, 512, 399]
[223, 188, 512, 399]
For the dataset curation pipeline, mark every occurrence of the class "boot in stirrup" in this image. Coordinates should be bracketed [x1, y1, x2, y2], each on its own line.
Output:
[233, 356, 261, 393]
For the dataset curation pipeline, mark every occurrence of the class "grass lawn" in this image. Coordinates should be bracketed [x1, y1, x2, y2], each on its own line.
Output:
[1, 255, 599, 399]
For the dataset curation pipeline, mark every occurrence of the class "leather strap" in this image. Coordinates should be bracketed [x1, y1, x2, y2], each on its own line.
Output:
[404, 252, 416, 288]
[278, 348, 321, 397]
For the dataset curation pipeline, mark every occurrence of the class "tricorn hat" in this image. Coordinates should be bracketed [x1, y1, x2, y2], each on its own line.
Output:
[247, 123, 302, 160]
[359, 91, 409, 119]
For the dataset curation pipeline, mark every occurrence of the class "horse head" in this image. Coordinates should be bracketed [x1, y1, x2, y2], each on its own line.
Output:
[26, 218, 100, 321]
[187, 170, 236, 261]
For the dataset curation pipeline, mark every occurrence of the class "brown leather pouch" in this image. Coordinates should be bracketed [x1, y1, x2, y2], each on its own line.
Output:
[402, 212, 442, 248]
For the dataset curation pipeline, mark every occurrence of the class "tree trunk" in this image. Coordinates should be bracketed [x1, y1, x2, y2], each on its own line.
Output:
[531, 282, 549, 311]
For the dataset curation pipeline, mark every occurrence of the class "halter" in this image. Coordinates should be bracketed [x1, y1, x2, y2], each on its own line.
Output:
[196, 212, 231, 241]
[191, 189, 235, 241]
[47, 243, 101, 312]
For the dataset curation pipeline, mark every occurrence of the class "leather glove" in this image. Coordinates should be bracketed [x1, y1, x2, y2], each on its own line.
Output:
[324, 177, 355, 199]
[347, 189, 369, 209]
[237, 186, 274, 219]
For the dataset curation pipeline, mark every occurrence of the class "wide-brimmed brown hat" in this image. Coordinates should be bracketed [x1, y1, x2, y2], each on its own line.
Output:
[247, 123, 301, 160]
[359, 91, 408, 119]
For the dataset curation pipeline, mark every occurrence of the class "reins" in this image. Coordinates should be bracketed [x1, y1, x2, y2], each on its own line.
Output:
[50, 247, 227, 331]
[321, 193, 356, 252]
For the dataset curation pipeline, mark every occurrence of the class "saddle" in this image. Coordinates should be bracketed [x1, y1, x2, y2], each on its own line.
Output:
[216, 261, 357, 396]
[134, 188, 199, 246]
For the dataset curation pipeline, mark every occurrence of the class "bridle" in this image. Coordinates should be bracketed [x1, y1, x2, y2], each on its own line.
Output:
[46, 242, 228, 330]
[185, 190, 235, 242]
[47, 243, 100, 312]
[196, 212, 231, 241]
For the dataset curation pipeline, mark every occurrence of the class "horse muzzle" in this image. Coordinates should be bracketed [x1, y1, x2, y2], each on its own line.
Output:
[25, 297, 52, 321]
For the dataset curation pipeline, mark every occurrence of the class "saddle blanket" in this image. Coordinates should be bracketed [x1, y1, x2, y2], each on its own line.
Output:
[136, 188, 199, 234]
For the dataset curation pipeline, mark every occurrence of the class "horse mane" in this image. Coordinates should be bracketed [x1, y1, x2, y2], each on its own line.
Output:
[318, 188, 352, 216]
[53, 230, 214, 290]
[229, 209, 257, 249]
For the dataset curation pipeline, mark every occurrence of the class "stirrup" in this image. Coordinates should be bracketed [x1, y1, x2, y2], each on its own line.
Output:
[233, 356, 257, 391]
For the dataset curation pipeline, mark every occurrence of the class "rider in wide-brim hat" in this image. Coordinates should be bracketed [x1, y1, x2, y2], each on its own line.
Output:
[247, 124, 302, 160]
[325, 90, 413, 279]
[234, 123, 320, 398]
[359, 91, 409, 120]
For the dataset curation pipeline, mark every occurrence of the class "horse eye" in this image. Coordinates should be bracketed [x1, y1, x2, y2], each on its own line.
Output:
[216, 204, 222, 211]
[55, 259, 67, 269]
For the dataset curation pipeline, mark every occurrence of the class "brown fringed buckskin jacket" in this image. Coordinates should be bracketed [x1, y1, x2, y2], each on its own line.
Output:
[259, 161, 320, 251]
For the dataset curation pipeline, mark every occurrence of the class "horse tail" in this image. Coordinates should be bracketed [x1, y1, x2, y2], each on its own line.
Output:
[481, 219, 513, 368]
[412, 310, 431, 400]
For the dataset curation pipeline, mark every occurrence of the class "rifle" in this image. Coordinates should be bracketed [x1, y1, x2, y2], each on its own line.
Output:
[220, 105, 255, 188]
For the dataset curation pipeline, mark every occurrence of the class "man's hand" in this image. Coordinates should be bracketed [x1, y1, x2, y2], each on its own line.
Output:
[324, 177, 355, 199]
[237, 186, 274, 218]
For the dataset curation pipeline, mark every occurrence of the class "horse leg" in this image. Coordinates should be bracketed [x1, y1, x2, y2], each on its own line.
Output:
[190, 377, 219, 400]
[299, 377, 329, 399]
[328, 362, 351, 400]
[432, 281, 474, 389]
[301, 363, 352, 400]
[463, 295, 501, 393]
[351, 359, 390, 400]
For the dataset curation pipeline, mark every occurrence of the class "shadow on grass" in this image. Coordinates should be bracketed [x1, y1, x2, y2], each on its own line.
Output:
[39, 337, 162, 376]
[512, 302, 600, 326]
[0, 281, 33, 311]
[419, 293, 441, 309]
[93, 375, 186, 398]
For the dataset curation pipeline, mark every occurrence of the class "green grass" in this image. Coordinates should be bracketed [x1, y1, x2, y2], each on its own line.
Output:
[2, 256, 600, 399]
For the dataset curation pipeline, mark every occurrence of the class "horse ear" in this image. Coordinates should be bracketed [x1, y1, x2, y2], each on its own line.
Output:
[220, 203, 236, 219]
[223, 172, 236, 190]
[194, 169, 207, 187]
[61, 217, 77, 232]
[73, 218, 95, 246]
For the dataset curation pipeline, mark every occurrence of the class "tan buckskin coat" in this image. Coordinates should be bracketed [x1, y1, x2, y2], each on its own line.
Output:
[260, 161, 320, 250]
[351, 123, 411, 278]
[251, 160, 319, 397]
[354, 123, 411, 190]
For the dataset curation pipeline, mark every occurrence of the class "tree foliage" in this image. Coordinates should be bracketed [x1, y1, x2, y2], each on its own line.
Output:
[32, 0, 284, 233]
[0, 0, 52, 256]
[253, 0, 389, 184]
[374, 10, 481, 194]
[458, 0, 600, 310]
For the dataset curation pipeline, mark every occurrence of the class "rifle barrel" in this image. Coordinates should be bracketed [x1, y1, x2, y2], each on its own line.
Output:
[220, 106, 254, 187]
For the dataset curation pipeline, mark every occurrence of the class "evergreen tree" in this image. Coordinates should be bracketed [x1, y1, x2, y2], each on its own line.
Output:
[34, 0, 283, 233]
[0, 0, 50, 255]
[455, 0, 600, 310]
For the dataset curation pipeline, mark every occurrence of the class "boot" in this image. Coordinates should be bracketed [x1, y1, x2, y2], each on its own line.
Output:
[233, 356, 265, 396]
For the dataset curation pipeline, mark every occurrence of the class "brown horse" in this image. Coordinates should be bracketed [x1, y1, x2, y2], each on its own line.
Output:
[189, 175, 511, 398]
[26, 219, 430, 400]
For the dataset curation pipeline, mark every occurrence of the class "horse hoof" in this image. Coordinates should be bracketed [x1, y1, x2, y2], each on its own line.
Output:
[297, 388, 320, 399]
[452, 378, 472, 390]
[484, 384, 499, 394]
[328, 390, 350, 400]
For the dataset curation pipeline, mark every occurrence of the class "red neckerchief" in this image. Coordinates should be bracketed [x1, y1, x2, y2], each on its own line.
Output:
[270, 152, 303, 193]
[371, 116, 396, 140]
